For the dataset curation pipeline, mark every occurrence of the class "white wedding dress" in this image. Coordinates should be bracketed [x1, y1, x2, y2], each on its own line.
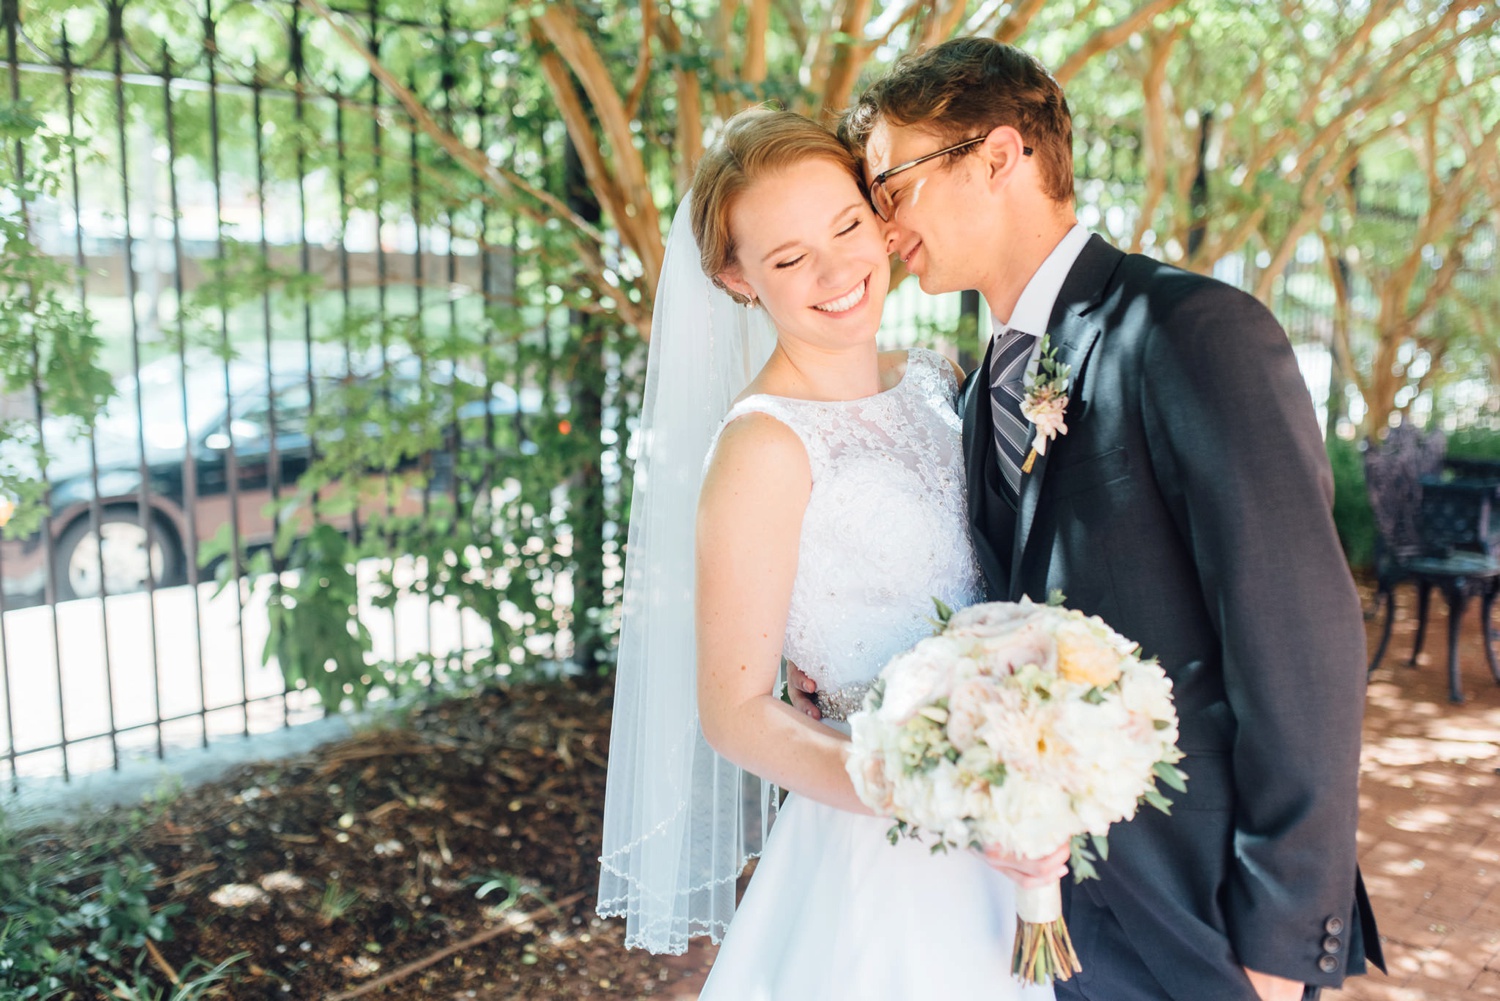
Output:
[697, 348, 1053, 1001]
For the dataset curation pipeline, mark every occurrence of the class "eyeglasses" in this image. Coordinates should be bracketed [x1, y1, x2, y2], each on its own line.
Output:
[869, 135, 1033, 221]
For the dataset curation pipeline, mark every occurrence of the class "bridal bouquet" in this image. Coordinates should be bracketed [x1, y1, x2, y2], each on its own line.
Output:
[845, 595, 1186, 986]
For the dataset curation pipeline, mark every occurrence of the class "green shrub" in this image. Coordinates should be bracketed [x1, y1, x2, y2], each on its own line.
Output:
[0, 804, 234, 999]
[1328, 436, 1376, 571]
[1444, 426, 1500, 460]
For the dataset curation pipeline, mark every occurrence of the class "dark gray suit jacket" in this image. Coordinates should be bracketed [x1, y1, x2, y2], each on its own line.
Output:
[959, 235, 1382, 997]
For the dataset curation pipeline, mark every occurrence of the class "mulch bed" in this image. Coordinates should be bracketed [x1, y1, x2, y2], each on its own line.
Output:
[95, 681, 717, 999]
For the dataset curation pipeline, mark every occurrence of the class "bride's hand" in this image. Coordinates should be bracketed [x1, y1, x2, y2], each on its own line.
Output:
[974, 843, 1070, 888]
[785, 660, 821, 720]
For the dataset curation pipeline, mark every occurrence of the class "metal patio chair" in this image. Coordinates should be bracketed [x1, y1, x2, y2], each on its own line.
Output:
[1365, 424, 1500, 703]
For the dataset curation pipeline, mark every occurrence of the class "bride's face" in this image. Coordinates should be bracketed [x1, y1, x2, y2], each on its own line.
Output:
[718, 158, 891, 350]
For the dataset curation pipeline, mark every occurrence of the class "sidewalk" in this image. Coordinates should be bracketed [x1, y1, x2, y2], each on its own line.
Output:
[1329, 580, 1500, 1001]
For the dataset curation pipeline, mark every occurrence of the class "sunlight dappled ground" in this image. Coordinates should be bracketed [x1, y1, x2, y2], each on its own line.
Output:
[1329, 580, 1500, 1001]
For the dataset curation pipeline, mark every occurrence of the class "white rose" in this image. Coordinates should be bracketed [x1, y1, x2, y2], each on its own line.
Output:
[985, 778, 1076, 859]
[946, 678, 1003, 752]
[1119, 661, 1180, 747]
[947, 599, 1048, 637]
[975, 623, 1059, 679]
[976, 690, 1051, 778]
[877, 650, 950, 724]
[928, 759, 968, 822]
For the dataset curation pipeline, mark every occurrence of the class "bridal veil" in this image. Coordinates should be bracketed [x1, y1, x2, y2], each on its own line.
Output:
[596, 194, 779, 954]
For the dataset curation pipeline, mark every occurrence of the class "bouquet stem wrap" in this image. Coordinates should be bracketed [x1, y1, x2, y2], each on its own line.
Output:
[1012, 881, 1080, 984]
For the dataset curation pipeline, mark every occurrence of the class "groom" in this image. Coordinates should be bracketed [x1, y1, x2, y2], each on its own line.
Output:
[795, 37, 1383, 1001]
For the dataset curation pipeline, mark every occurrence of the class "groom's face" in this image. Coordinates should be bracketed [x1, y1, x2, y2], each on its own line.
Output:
[862, 120, 989, 296]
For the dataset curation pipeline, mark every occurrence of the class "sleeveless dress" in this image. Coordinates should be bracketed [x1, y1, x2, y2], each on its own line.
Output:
[697, 349, 1053, 1001]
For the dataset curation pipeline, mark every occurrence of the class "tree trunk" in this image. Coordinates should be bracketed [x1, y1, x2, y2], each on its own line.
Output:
[564, 135, 608, 674]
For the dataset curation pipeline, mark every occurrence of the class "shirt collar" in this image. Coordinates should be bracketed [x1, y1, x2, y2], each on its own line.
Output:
[991, 223, 1092, 340]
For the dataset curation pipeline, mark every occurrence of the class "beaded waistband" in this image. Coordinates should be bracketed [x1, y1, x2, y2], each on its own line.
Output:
[814, 681, 873, 722]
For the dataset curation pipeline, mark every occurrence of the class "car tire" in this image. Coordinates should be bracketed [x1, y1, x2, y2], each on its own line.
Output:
[53, 508, 186, 602]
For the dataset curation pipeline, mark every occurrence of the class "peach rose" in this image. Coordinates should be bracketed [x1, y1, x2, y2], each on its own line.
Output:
[1056, 627, 1122, 688]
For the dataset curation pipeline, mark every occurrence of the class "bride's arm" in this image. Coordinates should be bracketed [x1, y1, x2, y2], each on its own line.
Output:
[695, 412, 874, 816]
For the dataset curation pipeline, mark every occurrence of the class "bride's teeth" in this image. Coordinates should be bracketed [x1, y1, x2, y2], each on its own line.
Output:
[813, 280, 866, 313]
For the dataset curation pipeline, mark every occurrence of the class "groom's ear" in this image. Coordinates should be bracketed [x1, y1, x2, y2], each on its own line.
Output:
[979, 126, 1029, 185]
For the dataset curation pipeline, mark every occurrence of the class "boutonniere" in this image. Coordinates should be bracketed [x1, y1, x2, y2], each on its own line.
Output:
[1019, 335, 1072, 473]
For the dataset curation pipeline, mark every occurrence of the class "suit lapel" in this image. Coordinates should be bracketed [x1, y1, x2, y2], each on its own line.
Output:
[960, 336, 1008, 595]
[960, 336, 995, 526]
[1007, 235, 1122, 598]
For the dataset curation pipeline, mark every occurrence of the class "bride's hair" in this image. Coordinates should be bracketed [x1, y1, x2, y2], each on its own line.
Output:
[690, 108, 865, 305]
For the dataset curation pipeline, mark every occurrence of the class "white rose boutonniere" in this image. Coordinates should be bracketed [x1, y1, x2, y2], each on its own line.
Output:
[1019, 335, 1072, 472]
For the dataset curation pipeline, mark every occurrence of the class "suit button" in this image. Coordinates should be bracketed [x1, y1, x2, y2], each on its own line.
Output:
[1319, 954, 1340, 974]
[1324, 916, 1345, 936]
[1323, 936, 1343, 955]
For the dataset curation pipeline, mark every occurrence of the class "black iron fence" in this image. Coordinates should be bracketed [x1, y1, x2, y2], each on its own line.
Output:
[0, 0, 652, 790]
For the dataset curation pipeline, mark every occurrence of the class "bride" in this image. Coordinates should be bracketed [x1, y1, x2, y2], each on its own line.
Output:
[598, 108, 1062, 999]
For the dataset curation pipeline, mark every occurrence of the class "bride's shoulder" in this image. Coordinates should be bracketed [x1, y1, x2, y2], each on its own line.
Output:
[701, 411, 811, 507]
[711, 409, 806, 472]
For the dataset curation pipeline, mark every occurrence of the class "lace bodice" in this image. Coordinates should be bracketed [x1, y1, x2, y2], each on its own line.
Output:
[711, 348, 984, 699]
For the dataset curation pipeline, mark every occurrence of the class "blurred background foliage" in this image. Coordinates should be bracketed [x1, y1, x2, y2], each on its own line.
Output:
[2, 0, 1498, 692]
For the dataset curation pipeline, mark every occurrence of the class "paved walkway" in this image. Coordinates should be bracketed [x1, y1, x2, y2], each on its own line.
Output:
[1328, 579, 1500, 1001]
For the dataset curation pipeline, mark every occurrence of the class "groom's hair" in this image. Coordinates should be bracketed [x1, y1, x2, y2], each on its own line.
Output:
[691, 108, 864, 304]
[841, 37, 1074, 204]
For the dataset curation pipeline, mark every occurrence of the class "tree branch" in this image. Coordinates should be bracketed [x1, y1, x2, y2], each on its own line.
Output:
[820, 0, 877, 120]
[709, 1, 744, 120]
[1129, 24, 1183, 254]
[776, 0, 810, 53]
[1321, 232, 1368, 399]
[993, 0, 1048, 44]
[1054, 0, 1185, 85]
[655, 9, 705, 195]
[533, 3, 664, 292]
[919, 0, 970, 51]
[296, 0, 615, 258]
[623, 0, 655, 121]
[744, 0, 773, 85]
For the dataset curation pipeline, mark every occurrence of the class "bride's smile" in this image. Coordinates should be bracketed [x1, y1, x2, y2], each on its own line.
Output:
[810, 276, 871, 315]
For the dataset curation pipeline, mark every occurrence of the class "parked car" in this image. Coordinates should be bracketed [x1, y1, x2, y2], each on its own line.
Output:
[0, 344, 540, 607]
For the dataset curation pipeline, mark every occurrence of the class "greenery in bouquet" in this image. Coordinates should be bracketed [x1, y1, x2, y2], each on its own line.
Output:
[846, 594, 1188, 984]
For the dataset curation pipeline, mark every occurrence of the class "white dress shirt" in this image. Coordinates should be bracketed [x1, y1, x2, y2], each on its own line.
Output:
[990, 223, 1093, 378]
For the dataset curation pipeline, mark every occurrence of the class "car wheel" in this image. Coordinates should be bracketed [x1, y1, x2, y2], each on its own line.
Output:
[53, 509, 186, 601]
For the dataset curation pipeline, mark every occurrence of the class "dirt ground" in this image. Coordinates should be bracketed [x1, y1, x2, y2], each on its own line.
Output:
[80, 680, 720, 1000]
[18, 575, 1500, 1000]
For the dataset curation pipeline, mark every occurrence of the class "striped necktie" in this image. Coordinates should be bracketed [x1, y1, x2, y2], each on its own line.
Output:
[990, 328, 1037, 500]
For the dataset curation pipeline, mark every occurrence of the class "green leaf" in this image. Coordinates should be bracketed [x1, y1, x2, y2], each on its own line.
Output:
[1153, 761, 1189, 793]
[931, 596, 955, 625]
[1047, 588, 1067, 607]
[1144, 787, 1174, 815]
[1068, 834, 1099, 882]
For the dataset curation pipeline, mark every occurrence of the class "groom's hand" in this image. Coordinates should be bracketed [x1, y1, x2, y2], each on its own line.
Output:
[785, 660, 821, 720]
[975, 844, 1070, 888]
[1244, 966, 1304, 1001]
